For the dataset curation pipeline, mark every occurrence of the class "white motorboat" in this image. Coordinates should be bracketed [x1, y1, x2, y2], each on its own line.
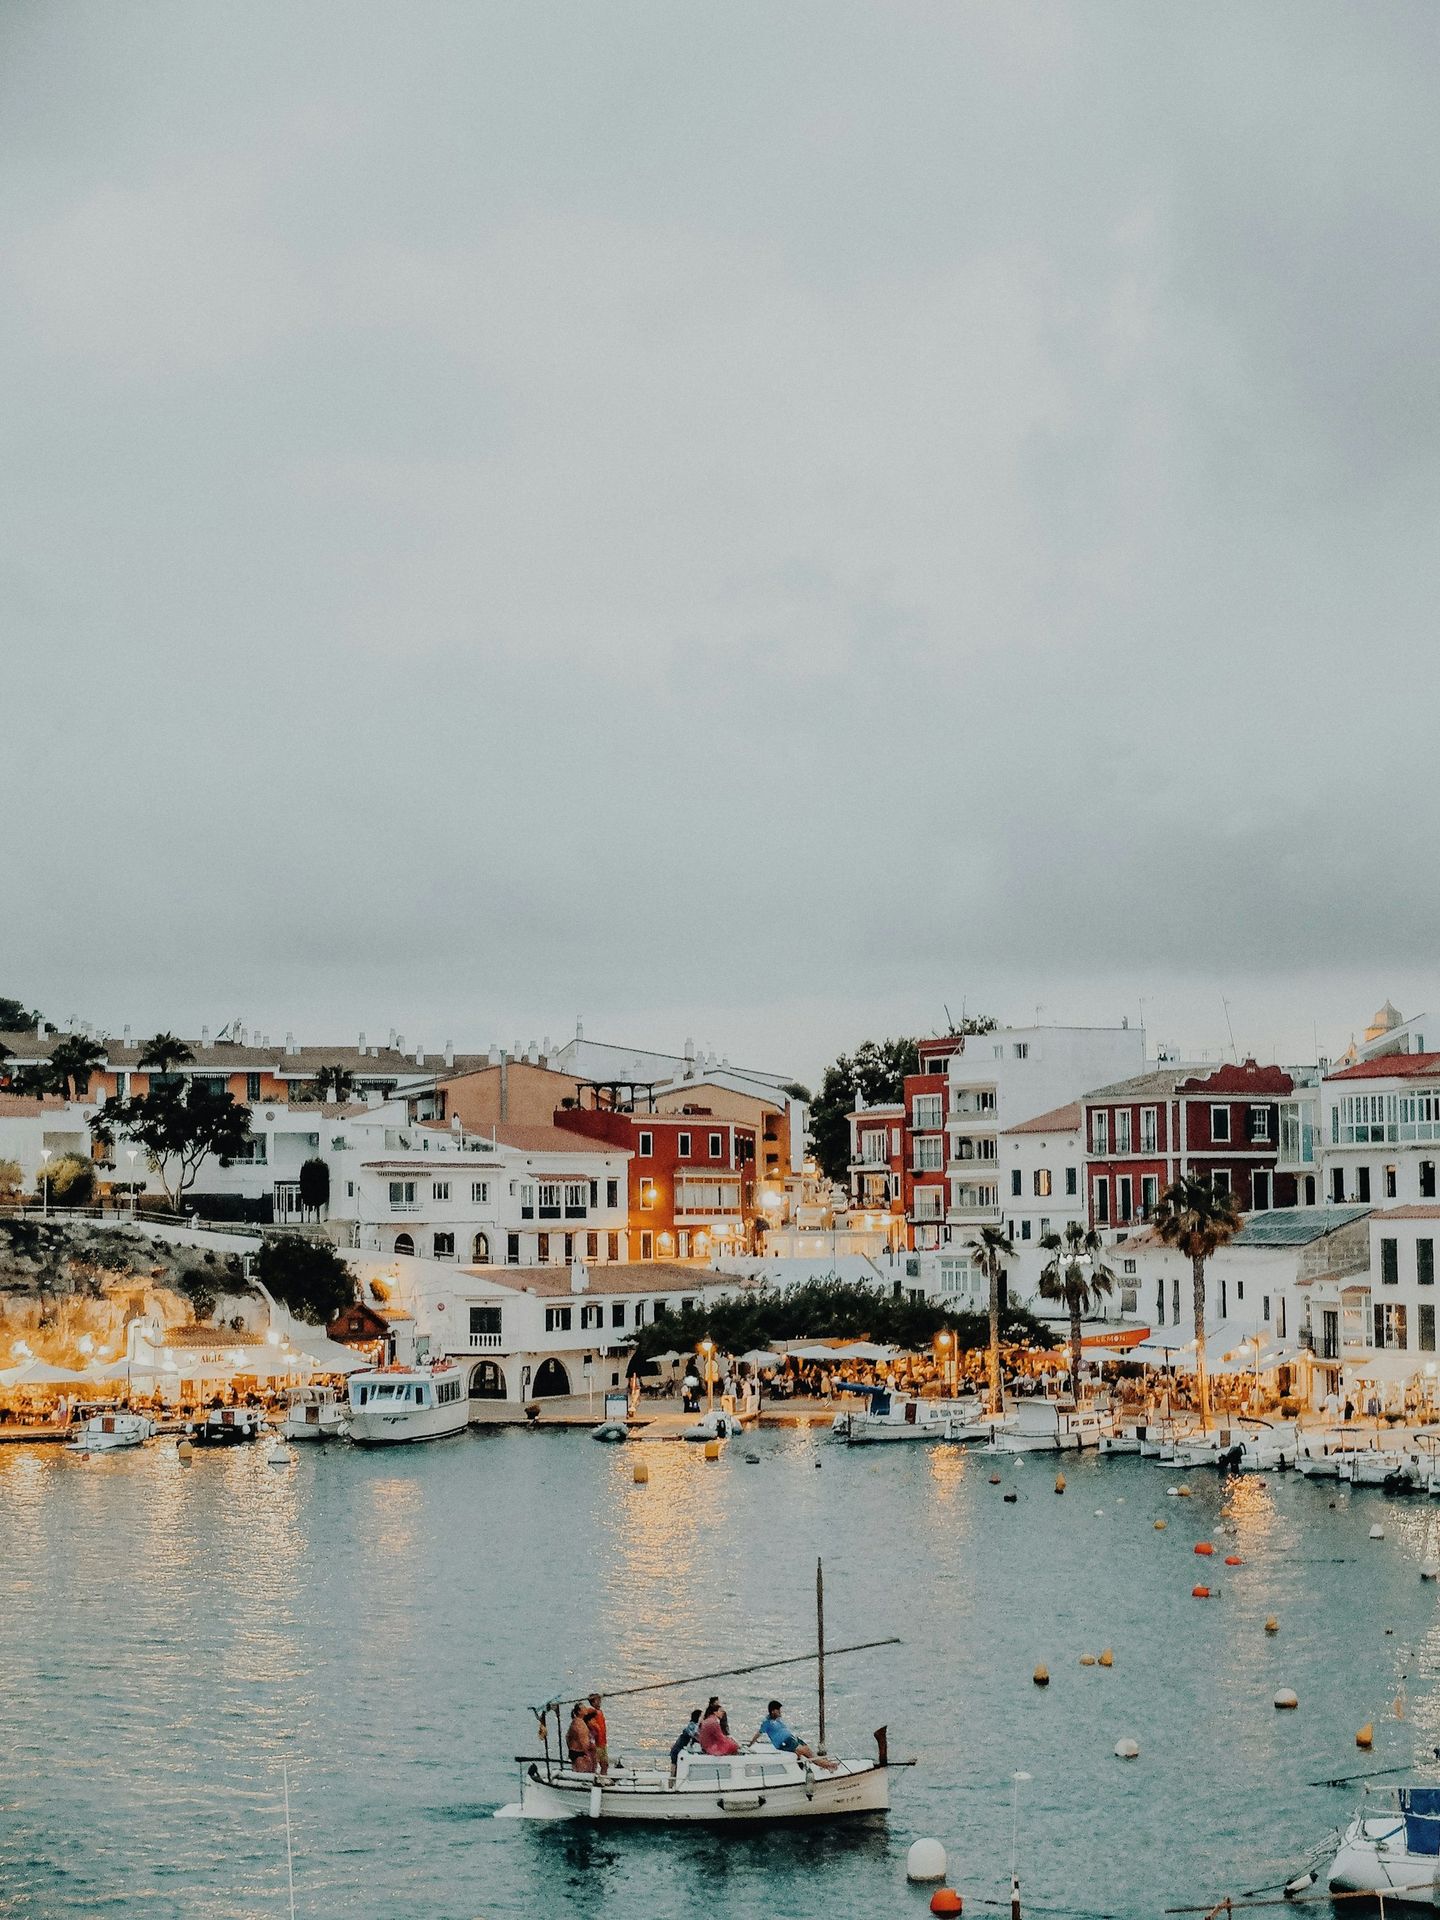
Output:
[830, 1382, 957, 1444]
[189, 1406, 264, 1447]
[279, 1385, 349, 1442]
[345, 1361, 469, 1446]
[498, 1739, 891, 1824]
[66, 1408, 155, 1452]
[1336, 1448, 1426, 1489]
[1328, 1786, 1440, 1905]
[986, 1401, 1113, 1453]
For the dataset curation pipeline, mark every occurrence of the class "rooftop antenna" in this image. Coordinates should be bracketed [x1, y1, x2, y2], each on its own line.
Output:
[943, 1002, 954, 1033]
[1222, 997, 1238, 1064]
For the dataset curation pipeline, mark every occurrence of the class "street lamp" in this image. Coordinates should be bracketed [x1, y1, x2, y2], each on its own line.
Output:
[936, 1329, 954, 1395]
[41, 1147, 50, 1219]
[700, 1336, 715, 1413]
[126, 1149, 138, 1219]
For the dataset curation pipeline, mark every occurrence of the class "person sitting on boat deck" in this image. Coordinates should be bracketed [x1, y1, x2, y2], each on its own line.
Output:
[669, 1706, 704, 1772]
[567, 1701, 596, 1773]
[749, 1700, 838, 1771]
[587, 1693, 609, 1775]
[697, 1703, 740, 1756]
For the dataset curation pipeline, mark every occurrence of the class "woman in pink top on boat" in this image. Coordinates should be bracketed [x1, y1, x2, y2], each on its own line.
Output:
[697, 1702, 739, 1755]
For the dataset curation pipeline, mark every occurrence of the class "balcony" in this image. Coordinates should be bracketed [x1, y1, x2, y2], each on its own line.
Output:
[467, 1331, 503, 1351]
[948, 1198, 1002, 1221]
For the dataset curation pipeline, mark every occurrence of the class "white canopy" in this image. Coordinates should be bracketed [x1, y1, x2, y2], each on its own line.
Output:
[784, 1339, 897, 1363]
[289, 1334, 367, 1375]
[0, 1358, 92, 1387]
[740, 1348, 783, 1369]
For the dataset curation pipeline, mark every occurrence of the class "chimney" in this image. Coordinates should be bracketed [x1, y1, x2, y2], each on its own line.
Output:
[542, 1034, 552, 1058]
[395, 1034, 405, 1054]
[122, 1024, 131, 1047]
[36, 1016, 45, 1038]
[444, 1039, 454, 1068]
[285, 1030, 298, 1056]
[570, 1259, 590, 1294]
[684, 1036, 695, 1061]
[415, 1044, 424, 1066]
[358, 1031, 366, 1051]
[388, 1029, 396, 1048]
[201, 1025, 210, 1049]
[575, 1016, 584, 1041]
[451, 1114, 461, 1133]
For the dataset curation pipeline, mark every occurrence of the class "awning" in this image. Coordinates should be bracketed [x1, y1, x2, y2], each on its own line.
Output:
[0, 1359, 92, 1387]
[1080, 1325, 1152, 1352]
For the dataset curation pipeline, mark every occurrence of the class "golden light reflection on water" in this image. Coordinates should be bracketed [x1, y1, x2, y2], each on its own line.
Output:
[1219, 1473, 1277, 1541]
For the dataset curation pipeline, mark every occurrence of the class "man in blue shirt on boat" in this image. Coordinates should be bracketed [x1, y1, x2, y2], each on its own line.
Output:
[749, 1700, 838, 1770]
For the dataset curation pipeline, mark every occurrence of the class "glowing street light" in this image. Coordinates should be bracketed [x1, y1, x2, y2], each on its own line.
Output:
[699, 1336, 716, 1412]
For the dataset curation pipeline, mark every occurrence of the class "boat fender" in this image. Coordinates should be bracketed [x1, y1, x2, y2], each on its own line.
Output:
[1098, 1649, 1113, 1667]
[1177, 1485, 1192, 1497]
[589, 1784, 602, 1817]
[1054, 1474, 1065, 1494]
[907, 1839, 947, 1883]
[1114, 1738, 1139, 1760]
[1356, 1722, 1373, 1748]
[1079, 1654, 1096, 1667]
[177, 1439, 193, 1463]
[930, 1890, 963, 1915]
[1195, 1542, 1214, 1555]
[1274, 1689, 1298, 1710]
[1032, 1665, 1049, 1687]
[703, 1439, 722, 1461]
[1264, 1616, 1279, 1634]
[1283, 1870, 1316, 1897]
[1003, 1491, 1018, 1504]
[1192, 1585, 1211, 1599]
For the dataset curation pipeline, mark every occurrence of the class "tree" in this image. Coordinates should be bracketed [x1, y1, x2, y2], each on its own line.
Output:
[42, 1152, 97, 1207]
[298, 1156, 331, 1219]
[48, 1034, 108, 1099]
[138, 1032, 195, 1074]
[91, 1083, 251, 1214]
[0, 996, 40, 1030]
[1151, 1175, 1243, 1431]
[966, 1223, 1015, 1415]
[312, 1064, 356, 1103]
[6, 1062, 59, 1096]
[0, 1159, 23, 1204]
[1038, 1222, 1117, 1403]
[254, 1235, 355, 1325]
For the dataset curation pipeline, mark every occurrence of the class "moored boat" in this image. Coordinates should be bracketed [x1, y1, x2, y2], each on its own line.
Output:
[500, 1739, 891, 1824]
[986, 1401, 1113, 1452]
[830, 1382, 956, 1444]
[279, 1385, 349, 1442]
[66, 1407, 155, 1452]
[189, 1406, 264, 1446]
[345, 1360, 468, 1446]
[1327, 1785, 1440, 1905]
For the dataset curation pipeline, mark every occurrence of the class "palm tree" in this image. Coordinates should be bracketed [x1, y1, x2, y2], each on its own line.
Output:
[1038, 1222, 1117, 1404]
[1152, 1175, 1243, 1431]
[138, 1033, 195, 1075]
[47, 1033, 108, 1100]
[966, 1223, 1015, 1414]
[314, 1064, 356, 1103]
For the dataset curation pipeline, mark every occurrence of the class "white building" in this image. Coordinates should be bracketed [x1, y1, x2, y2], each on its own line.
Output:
[945, 1023, 1147, 1233]
[0, 1094, 98, 1190]
[996, 1101, 1086, 1301]
[1320, 1051, 1440, 1209]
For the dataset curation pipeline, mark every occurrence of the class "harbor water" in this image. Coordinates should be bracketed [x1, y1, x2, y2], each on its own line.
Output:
[5, 1427, 1440, 1919]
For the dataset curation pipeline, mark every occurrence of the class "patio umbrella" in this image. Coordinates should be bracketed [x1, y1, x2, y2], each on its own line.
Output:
[0, 1359, 92, 1387]
[741, 1349, 782, 1369]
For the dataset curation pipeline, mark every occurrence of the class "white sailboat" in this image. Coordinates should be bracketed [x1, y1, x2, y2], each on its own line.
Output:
[496, 1561, 903, 1826]
[1327, 1785, 1440, 1905]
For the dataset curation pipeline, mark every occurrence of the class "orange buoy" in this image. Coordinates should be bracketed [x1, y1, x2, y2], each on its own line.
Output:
[1098, 1649, 1114, 1667]
[989, 1473, 1002, 1485]
[930, 1892, 964, 1917]
[1194, 1542, 1214, 1556]
[1154, 1519, 1167, 1531]
[1224, 1555, 1242, 1566]
[1033, 1664, 1050, 1687]
[1264, 1616, 1279, 1634]
[1192, 1585, 1211, 1599]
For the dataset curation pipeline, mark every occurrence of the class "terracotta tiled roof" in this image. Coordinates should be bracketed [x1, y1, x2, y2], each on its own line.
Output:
[1004, 1101, 1082, 1135]
[491, 1123, 627, 1157]
[1371, 1206, 1440, 1220]
[1325, 1053, 1440, 1082]
[467, 1261, 721, 1298]
[1178, 1062, 1293, 1096]
[0, 1092, 74, 1116]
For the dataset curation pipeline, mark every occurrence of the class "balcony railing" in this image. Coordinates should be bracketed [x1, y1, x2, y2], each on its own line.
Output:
[948, 1198, 1001, 1219]
[468, 1331, 503, 1350]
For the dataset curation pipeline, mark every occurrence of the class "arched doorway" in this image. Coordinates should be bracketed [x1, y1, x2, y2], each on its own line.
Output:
[532, 1358, 571, 1397]
[393, 1232, 415, 1257]
[472, 1231, 491, 1263]
[470, 1360, 507, 1400]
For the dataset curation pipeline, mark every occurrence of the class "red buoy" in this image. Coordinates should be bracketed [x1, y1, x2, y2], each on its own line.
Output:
[1194, 1542, 1214, 1555]
[1224, 1555, 1242, 1566]
[930, 1891, 963, 1916]
[1192, 1585, 1211, 1598]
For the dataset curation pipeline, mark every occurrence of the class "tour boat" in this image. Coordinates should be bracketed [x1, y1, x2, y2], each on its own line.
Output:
[984, 1402, 1113, 1452]
[279, 1385, 349, 1442]
[1327, 1785, 1440, 1905]
[189, 1406, 264, 1446]
[345, 1360, 468, 1446]
[497, 1736, 893, 1824]
[830, 1382, 955, 1444]
[66, 1409, 155, 1452]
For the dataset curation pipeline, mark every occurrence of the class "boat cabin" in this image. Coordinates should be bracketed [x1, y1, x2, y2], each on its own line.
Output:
[348, 1371, 464, 1412]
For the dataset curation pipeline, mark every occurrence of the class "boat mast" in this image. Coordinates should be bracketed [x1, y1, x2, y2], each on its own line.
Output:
[816, 1556, 826, 1757]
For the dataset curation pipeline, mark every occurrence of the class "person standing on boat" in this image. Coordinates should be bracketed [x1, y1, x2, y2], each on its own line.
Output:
[669, 1706, 703, 1771]
[587, 1693, 609, 1774]
[567, 1702, 596, 1773]
[749, 1700, 838, 1771]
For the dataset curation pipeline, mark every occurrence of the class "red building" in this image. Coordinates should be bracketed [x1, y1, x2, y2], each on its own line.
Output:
[1082, 1060, 1303, 1232]
[554, 1106, 757, 1260]
[846, 1036, 966, 1250]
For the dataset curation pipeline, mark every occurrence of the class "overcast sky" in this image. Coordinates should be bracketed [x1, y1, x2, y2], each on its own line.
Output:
[3, 2, 1438, 1083]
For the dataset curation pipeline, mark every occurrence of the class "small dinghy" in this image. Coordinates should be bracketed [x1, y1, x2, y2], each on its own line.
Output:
[592, 1391, 631, 1442]
[684, 1409, 743, 1442]
[1328, 1785, 1440, 1906]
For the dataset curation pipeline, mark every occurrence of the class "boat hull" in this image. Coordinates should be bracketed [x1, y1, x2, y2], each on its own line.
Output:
[503, 1760, 891, 1824]
[346, 1400, 470, 1446]
[1329, 1818, 1440, 1905]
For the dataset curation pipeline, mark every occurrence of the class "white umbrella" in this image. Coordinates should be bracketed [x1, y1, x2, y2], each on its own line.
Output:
[289, 1334, 367, 1375]
[0, 1358, 92, 1387]
[741, 1348, 783, 1369]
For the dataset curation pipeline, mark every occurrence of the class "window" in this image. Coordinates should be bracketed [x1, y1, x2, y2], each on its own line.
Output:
[1247, 1106, 1271, 1143]
[639, 1179, 658, 1211]
[1010, 1168, 1022, 1197]
[640, 1231, 653, 1260]
[1374, 1302, 1408, 1350]
[1276, 1298, 1286, 1338]
[1423, 1304, 1437, 1353]
[1356, 1167, 1372, 1203]
[472, 1231, 490, 1262]
[539, 1232, 556, 1261]
[1034, 1169, 1051, 1198]
[1331, 1167, 1345, 1204]
[913, 1094, 943, 1130]
[506, 1232, 520, 1264]
[564, 1234, 574, 1262]
[1020, 1220, 1031, 1241]
[607, 1232, 620, 1261]
[1424, 1162, 1437, 1200]
[606, 1180, 619, 1209]
[586, 1232, 598, 1259]
[1421, 1240, 1435, 1287]
[520, 1183, 535, 1220]
[678, 1132, 691, 1158]
[709, 1132, 723, 1159]
[1093, 1177, 1110, 1225]
[581, 1303, 602, 1329]
[393, 1232, 414, 1257]
[611, 1302, 626, 1328]
[246, 1072, 262, 1101]
[545, 1306, 573, 1332]
[638, 1131, 653, 1157]
[914, 1137, 943, 1172]
[1171, 1277, 1180, 1323]
[565, 1181, 587, 1219]
[538, 1182, 562, 1220]
[1381, 1237, 1399, 1285]
[1118, 1176, 1133, 1222]
[1065, 1166, 1078, 1197]
[1039, 1218, 1050, 1238]
[433, 1232, 455, 1259]
[1384, 1165, 1398, 1199]
[633, 1301, 645, 1325]
[1156, 1278, 1165, 1325]
[1211, 1169, 1230, 1196]
[1122, 1258, 1136, 1277]
[1210, 1105, 1231, 1143]
[232, 1136, 268, 1164]
[432, 1181, 451, 1202]
[388, 1180, 417, 1211]
[1141, 1107, 1157, 1153]
[471, 1181, 489, 1204]
[1092, 1112, 1109, 1155]
[589, 1180, 598, 1207]
[469, 1306, 500, 1340]
[1114, 1110, 1132, 1153]
[1013, 1042, 1029, 1059]
[1141, 1174, 1158, 1217]
[1252, 1171, 1271, 1211]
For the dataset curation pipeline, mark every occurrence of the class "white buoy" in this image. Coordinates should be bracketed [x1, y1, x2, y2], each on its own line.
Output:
[265, 1438, 291, 1469]
[1370, 1524, 1385, 1541]
[907, 1838, 948, 1883]
[1114, 1738, 1139, 1760]
[1274, 1688, 1299, 1710]
[1166, 1487, 1180, 1497]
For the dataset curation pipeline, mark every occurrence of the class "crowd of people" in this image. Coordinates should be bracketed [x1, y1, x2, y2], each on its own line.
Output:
[564, 1693, 836, 1779]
